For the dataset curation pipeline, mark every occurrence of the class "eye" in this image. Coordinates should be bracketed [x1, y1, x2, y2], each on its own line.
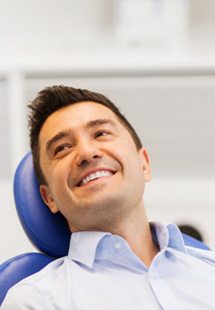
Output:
[94, 130, 110, 138]
[54, 144, 72, 156]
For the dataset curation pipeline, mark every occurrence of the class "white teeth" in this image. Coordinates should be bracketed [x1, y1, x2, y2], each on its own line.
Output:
[81, 170, 113, 185]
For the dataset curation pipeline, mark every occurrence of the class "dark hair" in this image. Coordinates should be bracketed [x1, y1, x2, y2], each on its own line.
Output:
[28, 85, 142, 185]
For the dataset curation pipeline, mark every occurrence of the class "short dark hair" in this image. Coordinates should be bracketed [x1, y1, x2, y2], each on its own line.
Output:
[28, 85, 142, 185]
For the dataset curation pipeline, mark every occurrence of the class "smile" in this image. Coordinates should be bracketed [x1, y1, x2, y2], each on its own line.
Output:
[79, 170, 114, 186]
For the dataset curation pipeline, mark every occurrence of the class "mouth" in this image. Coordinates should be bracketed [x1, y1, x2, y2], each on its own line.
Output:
[77, 169, 115, 187]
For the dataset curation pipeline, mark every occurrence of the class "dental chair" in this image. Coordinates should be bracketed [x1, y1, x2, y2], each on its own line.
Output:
[0, 152, 210, 305]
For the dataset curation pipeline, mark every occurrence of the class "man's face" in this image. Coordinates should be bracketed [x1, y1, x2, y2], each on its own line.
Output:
[39, 101, 151, 232]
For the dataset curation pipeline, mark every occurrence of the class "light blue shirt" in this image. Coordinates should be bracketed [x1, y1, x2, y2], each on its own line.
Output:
[2, 222, 215, 309]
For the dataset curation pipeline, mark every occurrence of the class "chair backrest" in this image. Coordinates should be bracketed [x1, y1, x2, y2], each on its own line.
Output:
[0, 152, 210, 305]
[14, 152, 71, 257]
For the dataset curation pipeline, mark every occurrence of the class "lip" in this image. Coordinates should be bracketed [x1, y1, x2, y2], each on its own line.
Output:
[76, 168, 116, 187]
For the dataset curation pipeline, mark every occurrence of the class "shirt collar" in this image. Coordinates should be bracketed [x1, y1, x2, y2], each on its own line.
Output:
[68, 231, 111, 268]
[68, 222, 187, 268]
[151, 222, 187, 253]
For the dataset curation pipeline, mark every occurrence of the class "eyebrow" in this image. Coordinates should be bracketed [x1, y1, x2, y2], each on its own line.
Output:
[46, 118, 116, 153]
[86, 118, 116, 129]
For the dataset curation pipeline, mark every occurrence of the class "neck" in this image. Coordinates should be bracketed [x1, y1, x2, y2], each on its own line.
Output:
[71, 203, 159, 267]
[109, 205, 159, 267]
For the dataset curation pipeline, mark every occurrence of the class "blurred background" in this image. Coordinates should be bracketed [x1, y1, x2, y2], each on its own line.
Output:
[0, 0, 215, 262]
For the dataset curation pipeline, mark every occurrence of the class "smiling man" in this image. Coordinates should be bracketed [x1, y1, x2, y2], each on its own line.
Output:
[2, 85, 215, 309]
[39, 101, 152, 252]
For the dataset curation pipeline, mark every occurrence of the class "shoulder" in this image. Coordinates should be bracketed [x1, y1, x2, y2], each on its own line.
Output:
[186, 246, 215, 266]
[1, 257, 70, 309]
[1, 282, 53, 309]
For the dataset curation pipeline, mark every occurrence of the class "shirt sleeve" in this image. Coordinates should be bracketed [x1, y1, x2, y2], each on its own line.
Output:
[1, 283, 54, 309]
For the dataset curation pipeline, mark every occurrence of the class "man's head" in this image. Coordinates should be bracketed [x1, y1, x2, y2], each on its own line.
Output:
[28, 85, 151, 232]
[29, 85, 143, 185]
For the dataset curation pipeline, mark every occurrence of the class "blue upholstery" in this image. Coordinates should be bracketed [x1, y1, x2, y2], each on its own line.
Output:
[14, 152, 71, 258]
[0, 152, 210, 305]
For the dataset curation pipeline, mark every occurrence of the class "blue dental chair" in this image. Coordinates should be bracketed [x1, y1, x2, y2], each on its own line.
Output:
[0, 152, 210, 305]
[0, 152, 70, 304]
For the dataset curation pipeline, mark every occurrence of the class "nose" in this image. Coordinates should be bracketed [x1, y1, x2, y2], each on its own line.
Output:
[75, 140, 103, 167]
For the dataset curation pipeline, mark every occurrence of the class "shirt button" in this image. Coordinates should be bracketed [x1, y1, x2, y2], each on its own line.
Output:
[114, 241, 122, 249]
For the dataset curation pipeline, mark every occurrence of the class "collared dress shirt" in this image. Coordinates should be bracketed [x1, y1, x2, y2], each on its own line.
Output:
[2, 222, 215, 309]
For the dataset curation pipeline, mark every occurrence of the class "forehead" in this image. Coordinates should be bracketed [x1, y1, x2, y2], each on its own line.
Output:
[39, 101, 124, 144]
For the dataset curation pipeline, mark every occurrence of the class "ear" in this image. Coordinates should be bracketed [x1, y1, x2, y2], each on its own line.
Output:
[139, 147, 151, 182]
[39, 184, 59, 214]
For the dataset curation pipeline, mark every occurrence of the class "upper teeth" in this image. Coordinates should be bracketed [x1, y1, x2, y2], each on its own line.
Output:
[82, 170, 113, 185]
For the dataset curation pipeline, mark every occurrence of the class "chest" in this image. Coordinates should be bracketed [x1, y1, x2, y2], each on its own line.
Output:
[46, 259, 215, 310]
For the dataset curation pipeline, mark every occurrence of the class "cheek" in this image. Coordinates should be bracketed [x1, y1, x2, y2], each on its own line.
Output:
[126, 150, 143, 170]
[48, 164, 69, 192]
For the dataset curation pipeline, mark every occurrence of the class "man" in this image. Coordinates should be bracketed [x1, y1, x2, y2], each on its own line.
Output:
[2, 85, 215, 309]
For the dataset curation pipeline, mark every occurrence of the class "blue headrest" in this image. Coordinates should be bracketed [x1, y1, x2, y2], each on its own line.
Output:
[14, 152, 71, 258]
